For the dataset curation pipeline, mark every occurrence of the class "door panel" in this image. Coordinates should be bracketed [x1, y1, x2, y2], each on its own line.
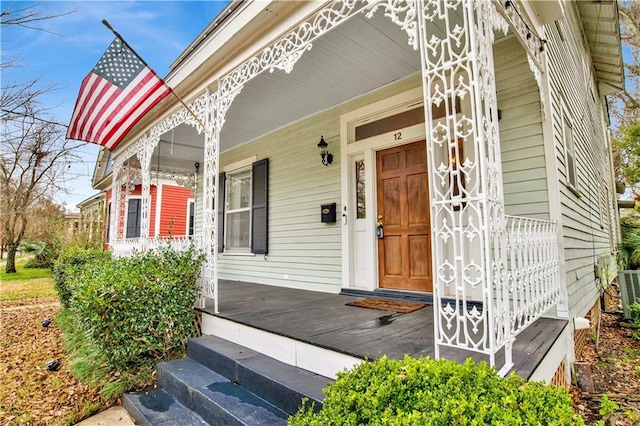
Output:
[376, 141, 432, 292]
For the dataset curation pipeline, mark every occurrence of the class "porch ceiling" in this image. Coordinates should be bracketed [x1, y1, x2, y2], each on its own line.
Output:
[576, 0, 624, 95]
[153, 9, 422, 170]
[220, 11, 421, 150]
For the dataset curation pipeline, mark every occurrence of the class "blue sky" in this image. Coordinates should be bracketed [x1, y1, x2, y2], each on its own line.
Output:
[1, 0, 230, 211]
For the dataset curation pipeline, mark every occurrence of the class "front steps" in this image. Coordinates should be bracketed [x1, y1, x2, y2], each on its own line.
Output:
[123, 335, 331, 425]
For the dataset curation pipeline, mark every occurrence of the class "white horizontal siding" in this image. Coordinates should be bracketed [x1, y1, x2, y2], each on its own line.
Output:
[546, 4, 617, 318]
[494, 36, 549, 220]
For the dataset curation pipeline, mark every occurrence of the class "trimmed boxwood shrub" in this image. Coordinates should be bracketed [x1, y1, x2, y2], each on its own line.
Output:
[69, 244, 205, 368]
[289, 356, 583, 426]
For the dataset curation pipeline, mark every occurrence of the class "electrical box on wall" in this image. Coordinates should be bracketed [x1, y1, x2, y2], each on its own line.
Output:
[321, 203, 336, 223]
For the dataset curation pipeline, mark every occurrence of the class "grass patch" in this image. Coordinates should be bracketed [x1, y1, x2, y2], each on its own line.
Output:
[0, 258, 52, 282]
[55, 309, 156, 401]
[0, 277, 56, 301]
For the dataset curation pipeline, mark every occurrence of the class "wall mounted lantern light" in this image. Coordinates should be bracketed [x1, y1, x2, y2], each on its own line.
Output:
[317, 136, 333, 166]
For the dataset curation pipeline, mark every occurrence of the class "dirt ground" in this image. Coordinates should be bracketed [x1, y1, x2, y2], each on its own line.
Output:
[0, 299, 104, 425]
[1, 291, 638, 424]
[571, 308, 640, 425]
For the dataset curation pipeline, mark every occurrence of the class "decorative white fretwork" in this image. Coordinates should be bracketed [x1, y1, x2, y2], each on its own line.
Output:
[493, 0, 548, 118]
[136, 135, 156, 239]
[108, 158, 124, 246]
[111, 235, 202, 258]
[416, 0, 512, 374]
[218, 0, 372, 98]
[506, 216, 560, 335]
[366, 0, 418, 48]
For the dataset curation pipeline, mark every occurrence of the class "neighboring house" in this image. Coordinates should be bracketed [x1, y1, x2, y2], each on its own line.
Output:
[91, 0, 623, 388]
[77, 192, 105, 245]
[62, 212, 81, 236]
[86, 147, 197, 251]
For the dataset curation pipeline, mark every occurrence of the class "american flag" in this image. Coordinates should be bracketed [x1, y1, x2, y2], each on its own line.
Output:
[67, 37, 171, 151]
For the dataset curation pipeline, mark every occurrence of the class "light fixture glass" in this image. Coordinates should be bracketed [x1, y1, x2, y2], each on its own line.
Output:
[317, 136, 333, 166]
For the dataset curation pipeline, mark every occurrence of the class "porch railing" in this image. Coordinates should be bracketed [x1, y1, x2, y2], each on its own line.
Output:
[505, 215, 561, 336]
[110, 235, 203, 257]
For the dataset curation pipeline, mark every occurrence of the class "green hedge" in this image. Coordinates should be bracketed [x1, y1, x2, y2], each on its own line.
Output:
[52, 247, 112, 308]
[289, 356, 583, 426]
[68, 245, 205, 368]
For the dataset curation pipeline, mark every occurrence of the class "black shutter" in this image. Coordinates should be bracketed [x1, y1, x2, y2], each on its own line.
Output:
[217, 172, 226, 252]
[126, 199, 141, 238]
[106, 203, 112, 242]
[188, 201, 195, 236]
[251, 158, 269, 254]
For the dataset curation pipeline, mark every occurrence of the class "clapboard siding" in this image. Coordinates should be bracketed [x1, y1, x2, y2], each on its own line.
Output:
[494, 37, 549, 220]
[546, 4, 616, 318]
[209, 74, 422, 293]
[159, 185, 193, 236]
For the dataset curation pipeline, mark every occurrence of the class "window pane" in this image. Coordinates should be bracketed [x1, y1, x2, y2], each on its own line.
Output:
[564, 117, 577, 188]
[226, 210, 250, 250]
[355, 160, 366, 219]
[188, 202, 195, 236]
[227, 170, 251, 210]
[126, 199, 141, 239]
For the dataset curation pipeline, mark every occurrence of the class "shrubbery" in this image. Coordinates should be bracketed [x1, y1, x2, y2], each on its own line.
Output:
[289, 356, 583, 426]
[54, 244, 205, 397]
[52, 247, 112, 308]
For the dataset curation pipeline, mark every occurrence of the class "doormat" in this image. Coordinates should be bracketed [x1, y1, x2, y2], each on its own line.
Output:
[346, 297, 428, 314]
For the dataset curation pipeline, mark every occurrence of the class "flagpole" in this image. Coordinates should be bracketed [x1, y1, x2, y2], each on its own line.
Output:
[101, 19, 207, 131]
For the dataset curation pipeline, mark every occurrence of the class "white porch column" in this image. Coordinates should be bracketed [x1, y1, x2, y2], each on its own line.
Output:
[201, 91, 221, 312]
[201, 87, 242, 313]
[136, 136, 157, 240]
[109, 158, 124, 246]
[417, 0, 511, 373]
[88, 209, 93, 241]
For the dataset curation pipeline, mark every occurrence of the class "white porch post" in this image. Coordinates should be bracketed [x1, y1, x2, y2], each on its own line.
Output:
[116, 162, 132, 241]
[136, 135, 157, 241]
[202, 90, 218, 312]
[109, 158, 124, 246]
[417, 0, 511, 373]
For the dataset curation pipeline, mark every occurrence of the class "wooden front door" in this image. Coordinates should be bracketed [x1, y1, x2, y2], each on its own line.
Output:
[376, 141, 432, 292]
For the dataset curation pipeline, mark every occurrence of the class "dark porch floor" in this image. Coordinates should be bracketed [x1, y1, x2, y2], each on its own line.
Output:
[198, 280, 567, 380]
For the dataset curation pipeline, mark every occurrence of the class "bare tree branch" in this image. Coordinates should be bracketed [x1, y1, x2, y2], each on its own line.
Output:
[1, 2, 74, 35]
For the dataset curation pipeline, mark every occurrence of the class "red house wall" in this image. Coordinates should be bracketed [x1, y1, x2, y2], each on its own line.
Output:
[159, 185, 193, 236]
[102, 183, 192, 241]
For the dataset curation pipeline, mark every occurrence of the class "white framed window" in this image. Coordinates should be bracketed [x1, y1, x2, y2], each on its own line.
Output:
[561, 106, 578, 192]
[217, 157, 269, 254]
[125, 197, 142, 239]
[225, 168, 252, 252]
[187, 199, 195, 236]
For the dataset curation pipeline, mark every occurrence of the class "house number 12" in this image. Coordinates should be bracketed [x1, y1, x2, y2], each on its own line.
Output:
[394, 132, 402, 140]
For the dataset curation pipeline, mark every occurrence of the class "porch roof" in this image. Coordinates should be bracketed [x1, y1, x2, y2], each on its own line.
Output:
[200, 280, 568, 380]
[110, 1, 427, 173]
[576, 0, 625, 95]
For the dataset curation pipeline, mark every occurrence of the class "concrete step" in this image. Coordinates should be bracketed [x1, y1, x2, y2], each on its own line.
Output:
[157, 356, 288, 425]
[188, 335, 330, 415]
[122, 388, 208, 426]
[123, 335, 332, 425]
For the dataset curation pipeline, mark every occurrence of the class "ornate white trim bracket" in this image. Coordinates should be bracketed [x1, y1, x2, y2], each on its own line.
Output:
[493, 0, 548, 118]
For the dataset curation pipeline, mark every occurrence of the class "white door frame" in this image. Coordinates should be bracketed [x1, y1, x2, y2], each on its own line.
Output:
[340, 87, 426, 290]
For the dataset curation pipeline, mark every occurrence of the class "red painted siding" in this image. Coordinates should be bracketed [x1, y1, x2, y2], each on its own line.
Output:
[102, 184, 191, 241]
[159, 185, 194, 236]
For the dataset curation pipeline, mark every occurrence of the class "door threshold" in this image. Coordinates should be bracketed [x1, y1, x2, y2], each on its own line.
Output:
[340, 288, 432, 303]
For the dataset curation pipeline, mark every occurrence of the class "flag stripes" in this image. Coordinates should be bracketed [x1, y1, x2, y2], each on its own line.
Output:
[66, 37, 171, 151]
